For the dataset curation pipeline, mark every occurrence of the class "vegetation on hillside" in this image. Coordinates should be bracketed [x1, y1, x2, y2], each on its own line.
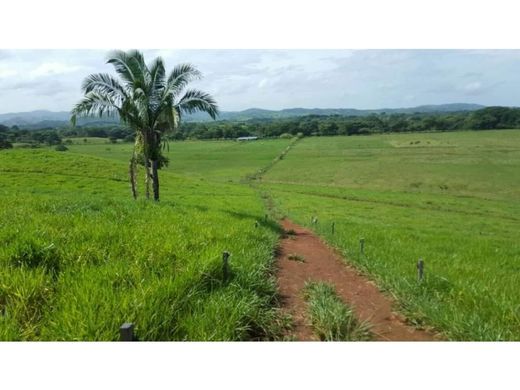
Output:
[0, 140, 292, 340]
[4, 107, 520, 148]
[178, 106, 520, 139]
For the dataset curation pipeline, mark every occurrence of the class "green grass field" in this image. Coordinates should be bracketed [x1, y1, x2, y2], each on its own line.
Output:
[0, 140, 290, 340]
[261, 130, 520, 340]
[1, 131, 519, 340]
[66, 139, 292, 183]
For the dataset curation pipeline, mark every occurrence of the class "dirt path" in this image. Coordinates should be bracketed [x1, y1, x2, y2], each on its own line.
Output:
[276, 219, 438, 341]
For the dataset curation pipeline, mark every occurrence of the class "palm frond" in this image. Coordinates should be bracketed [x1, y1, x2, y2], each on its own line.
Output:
[176, 89, 219, 119]
[148, 57, 166, 112]
[166, 63, 202, 98]
[106, 50, 137, 86]
[82, 73, 127, 103]
[70, 92, 120, 126]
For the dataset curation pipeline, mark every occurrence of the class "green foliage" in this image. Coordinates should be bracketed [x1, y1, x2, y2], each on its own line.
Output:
[0, 140, 291, 340]
[54, 144, 68, 151]
[178, 106, 520, 140]
[0, 139, 13, 149]
[303, 281, 370, 341]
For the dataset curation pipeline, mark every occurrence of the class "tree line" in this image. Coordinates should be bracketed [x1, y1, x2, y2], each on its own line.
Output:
[2, 106, 520, 150]
[176, 106, 520, 139]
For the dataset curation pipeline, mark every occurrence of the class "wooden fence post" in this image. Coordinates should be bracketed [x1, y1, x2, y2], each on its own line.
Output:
[223, 251, 230, 281]
[120, 323, 134, 341]
[417, 258, 424, 282]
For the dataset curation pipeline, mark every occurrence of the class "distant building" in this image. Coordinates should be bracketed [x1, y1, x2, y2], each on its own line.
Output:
[236, 136, 258, 141]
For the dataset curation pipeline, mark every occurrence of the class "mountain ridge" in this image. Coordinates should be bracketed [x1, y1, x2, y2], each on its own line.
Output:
[0, 103, 487, 128]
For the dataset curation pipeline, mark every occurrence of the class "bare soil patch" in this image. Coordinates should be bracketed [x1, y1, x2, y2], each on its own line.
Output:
[276, 219, 438, 341]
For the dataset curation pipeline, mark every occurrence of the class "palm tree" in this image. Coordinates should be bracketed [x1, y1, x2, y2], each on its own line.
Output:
[71, 50, 218, 201]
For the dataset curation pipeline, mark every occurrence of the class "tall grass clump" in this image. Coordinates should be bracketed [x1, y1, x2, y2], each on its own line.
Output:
[303, 281, 371, 341]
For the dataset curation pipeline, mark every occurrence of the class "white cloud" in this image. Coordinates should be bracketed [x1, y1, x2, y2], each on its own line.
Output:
[258, 78, 268, 88]
[30, 62, 83, 78]
[463, 81, 482, 94]
[0, 49, 520, 113]
[0, 66, 17, 78]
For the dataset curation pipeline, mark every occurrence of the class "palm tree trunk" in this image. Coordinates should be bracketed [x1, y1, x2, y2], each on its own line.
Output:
[151, 160, 159, 201]
[142, 130, 151, 200]
[129, 155, 137, 199]
[144, 159, 151, 199]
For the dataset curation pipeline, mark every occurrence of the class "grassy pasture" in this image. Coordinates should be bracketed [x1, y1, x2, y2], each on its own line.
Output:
[0, 139, 290, 340]
[2, 130, 519, 340]
[262, 130, 520, 340]
[66, 138, 292, 182]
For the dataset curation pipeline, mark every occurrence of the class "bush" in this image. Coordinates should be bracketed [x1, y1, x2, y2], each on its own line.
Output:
[55, 144, 68, 152]
[279, 133, 293, 139]
[0, 140, 13, 149]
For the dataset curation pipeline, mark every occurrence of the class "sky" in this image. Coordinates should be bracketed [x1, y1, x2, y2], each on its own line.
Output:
[1, 49, 520, 114]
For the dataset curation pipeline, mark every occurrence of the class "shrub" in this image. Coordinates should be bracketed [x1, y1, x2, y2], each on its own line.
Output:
[55, 144, 68, 152]
[9, 240, 61, 276]
[0, 140, 13, 149]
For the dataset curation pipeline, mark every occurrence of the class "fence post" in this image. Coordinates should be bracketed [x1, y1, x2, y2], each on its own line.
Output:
[331, 222, 335, 235]
[417, 258, 424, 282]
[223, 251, 230, 281]
[360, 238, 365, 255]
[120, 323, 134, 341]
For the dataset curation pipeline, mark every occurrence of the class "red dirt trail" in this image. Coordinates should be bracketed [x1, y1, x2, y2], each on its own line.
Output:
[276, 219, 438, 341]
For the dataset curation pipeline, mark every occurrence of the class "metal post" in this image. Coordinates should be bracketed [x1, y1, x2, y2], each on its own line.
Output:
[120, 323, 134, 341]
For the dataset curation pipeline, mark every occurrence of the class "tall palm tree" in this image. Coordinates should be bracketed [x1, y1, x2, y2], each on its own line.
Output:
[71, 50, 218, 201]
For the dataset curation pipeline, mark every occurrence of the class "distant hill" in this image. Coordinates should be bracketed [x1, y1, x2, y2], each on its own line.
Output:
[0, 103, 486, 129]
[0, 110, 119, 129]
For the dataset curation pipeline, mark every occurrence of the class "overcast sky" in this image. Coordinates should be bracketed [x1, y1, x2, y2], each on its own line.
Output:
[1, 49, 520, 114]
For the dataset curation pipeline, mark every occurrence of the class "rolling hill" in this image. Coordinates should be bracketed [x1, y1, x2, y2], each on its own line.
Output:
[0, 103, 486, 129]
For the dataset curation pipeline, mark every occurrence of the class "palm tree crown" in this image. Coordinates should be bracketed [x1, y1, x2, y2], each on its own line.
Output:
[71, 50, 219, 200]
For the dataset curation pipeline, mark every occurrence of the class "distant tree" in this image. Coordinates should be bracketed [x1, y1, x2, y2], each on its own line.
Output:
[55, 144, 68, 151]
[0, 139, 13, 149]
[71, 50, 218, 201]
